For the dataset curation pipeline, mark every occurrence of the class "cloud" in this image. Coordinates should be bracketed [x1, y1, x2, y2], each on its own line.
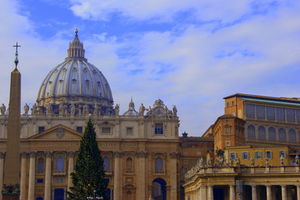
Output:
[69, 0, 293, 25]
[78, 0, 300, 135]
[1, 0, 300, 136]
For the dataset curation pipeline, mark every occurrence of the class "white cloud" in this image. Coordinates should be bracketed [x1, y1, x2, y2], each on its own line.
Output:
[69, 0, 258, 22]
[1, 0, 300, 137]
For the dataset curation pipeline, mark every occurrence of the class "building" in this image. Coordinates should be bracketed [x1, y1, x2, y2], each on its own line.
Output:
[183, 94, 300, 200]
[0, 31, 208, 200]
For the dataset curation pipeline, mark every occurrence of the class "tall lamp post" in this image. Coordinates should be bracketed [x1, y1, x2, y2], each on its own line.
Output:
[87, 190, 103, 200]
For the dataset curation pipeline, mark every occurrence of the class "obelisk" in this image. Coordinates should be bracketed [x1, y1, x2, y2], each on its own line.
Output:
[3, 43, 21, 200]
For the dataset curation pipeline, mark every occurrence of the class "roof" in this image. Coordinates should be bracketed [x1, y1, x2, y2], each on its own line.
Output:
[224, 93, 300, 106]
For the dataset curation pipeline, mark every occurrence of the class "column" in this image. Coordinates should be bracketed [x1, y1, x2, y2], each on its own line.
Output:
[20, 152, 28, 200]
[169, 152, 178, 200]
[136, 152, 146, 200]
[230, 185, 235, 200]
[0, 152, 4, 200]
[67, 152, 75, 191]
[28, 152, 36, 200]
[199, 185, 207, 200]
[251, 185, 257, 200]
[281, 185, 287, 200]
[44, 152, 52, 200]
[207, 185, 214, 200]
[113, 152, 121, 200]
[266, 185, 272, 200]
[297, 185, 300, 200]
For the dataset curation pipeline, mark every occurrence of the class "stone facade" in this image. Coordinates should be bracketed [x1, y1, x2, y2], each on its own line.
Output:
[0, 31, 210, 200]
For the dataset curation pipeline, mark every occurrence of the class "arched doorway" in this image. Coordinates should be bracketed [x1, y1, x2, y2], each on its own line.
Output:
[152, 178, 167, 200]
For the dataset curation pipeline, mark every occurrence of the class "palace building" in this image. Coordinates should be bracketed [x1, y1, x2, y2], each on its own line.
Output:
[0, 30, 210, 200]
[184, 94, 300, 200]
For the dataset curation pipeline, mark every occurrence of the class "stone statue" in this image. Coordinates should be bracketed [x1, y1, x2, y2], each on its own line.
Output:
[139, 103, 145, 116]
[173, 105, 177, 116]
[0, 104, 6, 115]
[114, 104, 120, 116]
[295, 155, 300, 166]
[70, 104, 76, 116]
[197, 157, 204, 168]
[31, 103, 37, 115]
[63, 104, 68, 115]
[58, 103, 64, 116]
[280, 154, 285, 166]
[24, 103, 29, 115]
[45, 104, 51, 115]
[265, 158, 270, 168]
[93, 104, 98, 116]
[206, 152, 212, 167]
[78, 105, 82, 116]
[83, 104, 89, 115]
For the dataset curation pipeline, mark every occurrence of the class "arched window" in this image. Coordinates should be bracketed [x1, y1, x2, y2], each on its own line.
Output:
[247, 125, 256, 139]
[103, 157, 110, 171]
[288, 129, 296, 142]
[37, 157, 45, 173]
[155, 157, 164, 173]
[258, 126, 266, 140]
[268, 127, 276, 141]
[279, 128, 287, 142]
[126, 157, 133, 171]
[55, 156, 65, 171]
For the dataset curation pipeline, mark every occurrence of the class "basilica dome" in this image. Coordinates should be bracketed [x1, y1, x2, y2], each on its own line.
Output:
[37, 30, 113, 114]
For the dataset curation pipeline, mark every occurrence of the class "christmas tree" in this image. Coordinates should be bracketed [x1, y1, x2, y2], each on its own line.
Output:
[68, 119, 107, 200]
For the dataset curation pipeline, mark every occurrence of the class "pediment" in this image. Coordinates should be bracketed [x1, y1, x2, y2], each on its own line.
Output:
[27, 124, 82, 140]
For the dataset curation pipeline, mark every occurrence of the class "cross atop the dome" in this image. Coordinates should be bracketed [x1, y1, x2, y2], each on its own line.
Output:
[13, 42, 21, 68]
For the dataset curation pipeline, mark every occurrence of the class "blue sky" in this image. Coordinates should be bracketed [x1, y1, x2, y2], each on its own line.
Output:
[0, 0, 300, 136]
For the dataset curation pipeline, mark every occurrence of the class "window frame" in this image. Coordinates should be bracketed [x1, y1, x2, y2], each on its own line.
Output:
[154, 123, 164, 135]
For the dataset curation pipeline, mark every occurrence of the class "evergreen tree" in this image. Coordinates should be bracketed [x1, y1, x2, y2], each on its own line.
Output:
[68, 119, 107, 200]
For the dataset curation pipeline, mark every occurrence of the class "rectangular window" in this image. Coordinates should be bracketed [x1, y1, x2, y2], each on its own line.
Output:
[102, 127, 111, 134]
[36, 178, 44, 183]
[126, 127, 133, 135]
[154, 123, 164, 134]
[38, 126, 45, 133]
[279, 151, 286, 158]
[242, 152, 249, 160]
[256, 105, 265, 119]
[230, 152, 236, 160]
[225, 127, 231, 135]
[76, 126, 83, 133]
[266, 106, 276, 120]
[276, 108, 285, 121]
[255, 151, 262, 159]
[55, 157, 65, 171]
[245, 104, 255, 119]
[265, 151, 272, 159]
[286, 109, 296, 122]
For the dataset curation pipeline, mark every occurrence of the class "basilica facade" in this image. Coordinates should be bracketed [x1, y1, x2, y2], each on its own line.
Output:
[0, 31, 205, 200]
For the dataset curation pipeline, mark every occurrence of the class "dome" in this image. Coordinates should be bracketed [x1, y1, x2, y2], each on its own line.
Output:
[123, 99, 139, 116]
[37, 30, 113, 111]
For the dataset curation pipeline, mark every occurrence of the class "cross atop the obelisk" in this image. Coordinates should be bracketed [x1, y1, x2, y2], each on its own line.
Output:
[13, 42, 21, 68]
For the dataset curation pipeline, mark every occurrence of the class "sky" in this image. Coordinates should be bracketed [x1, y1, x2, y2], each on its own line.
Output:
[0, 0, 300, 136]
